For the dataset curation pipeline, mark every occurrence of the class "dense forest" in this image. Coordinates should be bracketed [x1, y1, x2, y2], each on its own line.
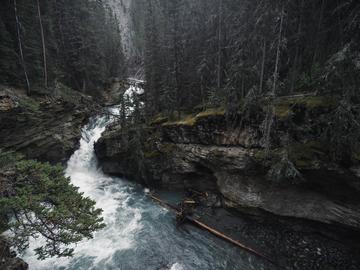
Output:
[116, 0, 360, 171]
[0, 0, 126, 263]
[0, 0, 126, 97]
[1, 0, 360, 269]
[131, 0, 360, 115]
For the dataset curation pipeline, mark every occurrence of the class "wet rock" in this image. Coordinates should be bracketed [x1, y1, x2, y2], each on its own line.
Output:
[0, 87, 97, 164]
[95, 95, 360, 226]
[95, 96, 360, 268]
[0, 236, 28, 270]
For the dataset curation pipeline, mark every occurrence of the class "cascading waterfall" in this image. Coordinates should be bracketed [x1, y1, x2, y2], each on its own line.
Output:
[23, 107, 142, 269]
[23, 87, 274, 270]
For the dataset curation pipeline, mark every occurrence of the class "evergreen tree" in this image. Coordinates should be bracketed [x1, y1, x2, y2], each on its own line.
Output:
[0, 0, 127, 96]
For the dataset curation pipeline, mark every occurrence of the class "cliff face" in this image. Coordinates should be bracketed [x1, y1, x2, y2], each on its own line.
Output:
[95, 95, 360, 231]
[0, 85, 97, 164]
[0, 86, 99, 269]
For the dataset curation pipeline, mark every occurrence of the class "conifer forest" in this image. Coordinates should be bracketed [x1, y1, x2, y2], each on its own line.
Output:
[1, 1, 360, 270]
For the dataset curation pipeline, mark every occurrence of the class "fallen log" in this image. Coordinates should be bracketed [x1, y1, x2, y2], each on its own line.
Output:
[149, 194, 180, 212]
[149, 194, 279, 267]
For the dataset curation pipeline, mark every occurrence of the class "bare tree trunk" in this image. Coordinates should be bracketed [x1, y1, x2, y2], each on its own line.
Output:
[290, 0, 304, 94]
[37, 0, 48, 88]
[14, 0, 31, 95]
[259, 38, 266, 94]
[217, 0, 223, 89]
[241, 75, 245, 99]
[200, 75, 206, 108]
[312, 0, 325, 67]
[264, 106, 275, 157]
[272, 3, 285, 96]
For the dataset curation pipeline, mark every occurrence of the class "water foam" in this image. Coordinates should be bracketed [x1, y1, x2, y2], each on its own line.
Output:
[170, 262, 185, 270]
[23, 108, 143, 270]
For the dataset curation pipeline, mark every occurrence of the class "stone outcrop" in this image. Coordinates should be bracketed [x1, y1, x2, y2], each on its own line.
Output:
[95, 95, 360, 231]
[0, 86, 98, 164]
[0, 86, 99, 269]
[0, 236, 28, 270]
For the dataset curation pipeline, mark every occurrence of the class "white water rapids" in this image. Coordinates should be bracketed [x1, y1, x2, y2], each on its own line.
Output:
[22, 93, 273, 270]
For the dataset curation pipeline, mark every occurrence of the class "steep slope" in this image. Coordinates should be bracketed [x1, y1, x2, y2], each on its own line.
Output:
[95, 95, 360, 230]
[0, 85, 98, 164]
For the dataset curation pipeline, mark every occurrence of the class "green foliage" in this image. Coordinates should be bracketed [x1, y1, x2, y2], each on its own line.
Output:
[326, 99, 360, 163]
[272, 95, 337, 120]
[288, 141, 326, 169]
[0, 152, 105, 260]
[141, 0, 360, 120]
[18, 98, 40, 112]
[297, 63, 322, 91]
[267, 156, 304, 185]
[0, 150, 23, 169]
[0, 0, 126, 95]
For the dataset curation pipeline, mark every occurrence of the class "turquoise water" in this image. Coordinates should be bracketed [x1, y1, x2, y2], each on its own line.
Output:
[23, 108, 276, 270]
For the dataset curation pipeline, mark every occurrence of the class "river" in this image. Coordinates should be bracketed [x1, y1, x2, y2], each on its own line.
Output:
[23, 99, 275, 270]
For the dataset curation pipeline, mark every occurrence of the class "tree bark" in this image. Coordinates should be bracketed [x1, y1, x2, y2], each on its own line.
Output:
[37, 0, 48, 88]
[217, 0, 223, 89]
[14, 0, 31, 95]
[290, 0, 304, 93]
[259, 38, 266, 94]
[272, 3, 285, 96]
[312, 0, 325, 67]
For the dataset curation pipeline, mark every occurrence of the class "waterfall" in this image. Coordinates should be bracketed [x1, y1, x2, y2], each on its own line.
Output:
[23, 107, 143, 269]
[23, 87, 271, 270]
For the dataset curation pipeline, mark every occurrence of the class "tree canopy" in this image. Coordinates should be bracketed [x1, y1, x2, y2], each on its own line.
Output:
[0, 0, 126, 96]
[129, 0, 360, 117]
[0, 151, 105, 260]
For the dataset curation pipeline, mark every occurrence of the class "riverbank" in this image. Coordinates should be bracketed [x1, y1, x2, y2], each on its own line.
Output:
[195, 200, 360, 270]
[21, 106, 274, 270]
[95, 94, 360, 269]
[0, 85, 101, 270]
[0, 85, 100, 164]
[150, 190, 360, 270]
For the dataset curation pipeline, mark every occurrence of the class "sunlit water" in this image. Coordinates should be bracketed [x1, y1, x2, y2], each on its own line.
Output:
[23, 103, 275, 270]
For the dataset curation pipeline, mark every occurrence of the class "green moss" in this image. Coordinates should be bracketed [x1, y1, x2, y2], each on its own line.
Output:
[301, 96, 337, 108]
[163, 107, 225, 127]
[143, 143, 176, 159]
[144, 151, 161, 159]
[276, 95, 336, 108]
[160, 143, 176, 154]
[150, 114, 169, 126]
[196, 108, 226, 118]
[289, 141, 325, 168]
[253, 141, 325, 169]
[253, 149, 267, 162]
[18, 98, 40, 111]
[54, 82, 85, 103]
[163, 114, 197, 126]
[274, 104, 292, 120]
[272, 95, 337, 120]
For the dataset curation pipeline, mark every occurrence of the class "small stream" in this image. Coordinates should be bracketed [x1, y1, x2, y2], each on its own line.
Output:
[23, 104, 275, 270]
